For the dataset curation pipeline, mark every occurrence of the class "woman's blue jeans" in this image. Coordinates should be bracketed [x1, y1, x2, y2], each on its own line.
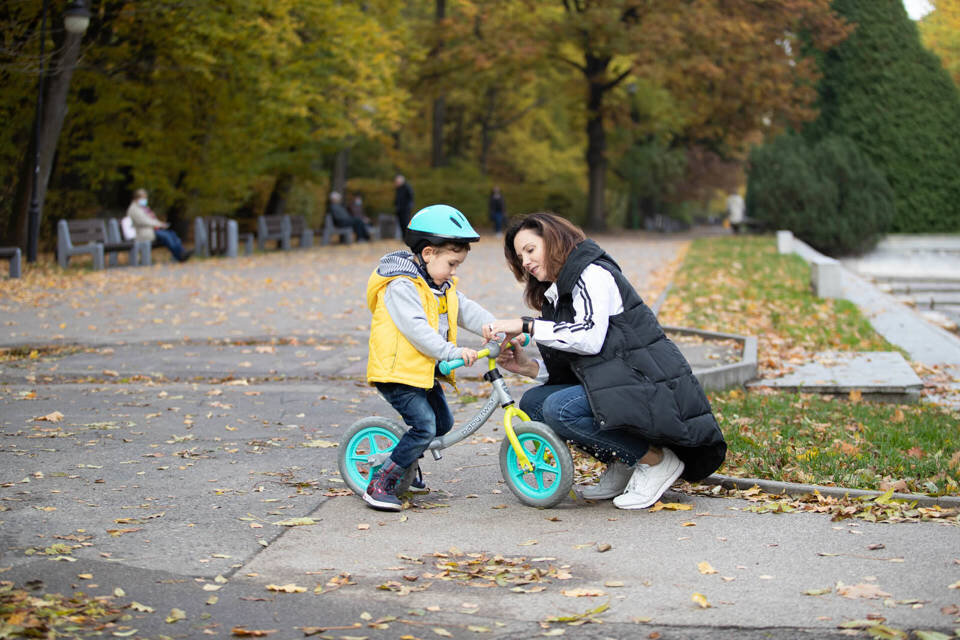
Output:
[375, 381, 454, 469]
[519, 384, 649, 465]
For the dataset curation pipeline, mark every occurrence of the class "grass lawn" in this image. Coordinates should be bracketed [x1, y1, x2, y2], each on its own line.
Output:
[659, 235, 960, 497]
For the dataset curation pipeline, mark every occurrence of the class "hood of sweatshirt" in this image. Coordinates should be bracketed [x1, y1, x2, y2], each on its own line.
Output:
[376, 250, 450, 294]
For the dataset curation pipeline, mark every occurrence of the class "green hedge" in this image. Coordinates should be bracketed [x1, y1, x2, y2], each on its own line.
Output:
[804, 0, 960, 232]
[746, 133, 894, 256]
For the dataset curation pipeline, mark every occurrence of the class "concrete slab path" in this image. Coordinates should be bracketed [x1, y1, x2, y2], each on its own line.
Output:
[1, 233, 958, 639]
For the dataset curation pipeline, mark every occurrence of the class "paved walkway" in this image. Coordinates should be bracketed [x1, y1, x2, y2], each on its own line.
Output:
[1, 234, 958, 639]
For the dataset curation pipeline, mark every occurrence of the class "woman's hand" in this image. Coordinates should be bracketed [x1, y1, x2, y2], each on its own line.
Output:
[496, 340, 539, 378]
[483, 318, 523, 342]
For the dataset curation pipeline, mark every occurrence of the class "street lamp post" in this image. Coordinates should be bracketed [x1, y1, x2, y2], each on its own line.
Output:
[25, 0, 91, 263]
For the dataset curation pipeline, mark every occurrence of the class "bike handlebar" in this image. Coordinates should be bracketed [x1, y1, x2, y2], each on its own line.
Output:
[438, 333, 530, 376]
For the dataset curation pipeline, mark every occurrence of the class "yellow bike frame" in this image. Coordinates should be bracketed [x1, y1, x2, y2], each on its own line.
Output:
[485, 356, 534, 471]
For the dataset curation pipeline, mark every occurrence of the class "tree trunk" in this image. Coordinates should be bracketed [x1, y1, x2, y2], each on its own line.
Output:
[478, 86, 496, 175]
[167, 170, 188, 239]
[430, 0, 446, 168]
[264, 172, 294, 217]
[431, 98, 446, 168]
[330, 148, 349, 196]
[7, 18, 86, 254]
[479, 123, 492, 175]
[585, 58, 609, 231]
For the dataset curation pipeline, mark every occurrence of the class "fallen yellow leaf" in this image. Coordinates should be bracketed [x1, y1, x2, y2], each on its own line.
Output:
[266, 583, 306, 593]
[231, 628, 276, 637]
[649, 502, 692, 511]
[165, 608, 187, 623]
[272, 517, 317, 527]
[561, 588, 607, 597]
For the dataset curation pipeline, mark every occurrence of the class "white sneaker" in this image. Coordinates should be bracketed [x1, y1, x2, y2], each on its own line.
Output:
[613, 447, 684, 510]
[578, 461, 633, 499]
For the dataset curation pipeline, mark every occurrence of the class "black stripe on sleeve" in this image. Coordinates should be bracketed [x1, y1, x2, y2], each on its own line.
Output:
[553, 276, 595, 334]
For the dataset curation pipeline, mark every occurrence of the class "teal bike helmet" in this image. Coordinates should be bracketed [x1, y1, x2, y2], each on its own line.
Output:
[404, 204, 480, 253]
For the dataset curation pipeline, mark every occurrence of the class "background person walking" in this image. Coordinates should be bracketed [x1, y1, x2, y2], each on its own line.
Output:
[394, 174, 414, 230]
[489, 186, 506, 236]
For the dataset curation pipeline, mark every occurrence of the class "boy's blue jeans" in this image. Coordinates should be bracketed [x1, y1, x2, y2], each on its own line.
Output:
[375, 381, 454, 469]
[519, 383, 650, 466]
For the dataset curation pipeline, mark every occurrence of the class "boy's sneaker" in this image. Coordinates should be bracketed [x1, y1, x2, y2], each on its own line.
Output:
[578, 461, 633, 500]
[408, 465, 429, 494]
[613, 448, 684, 510]
[363, 460, 406, 512]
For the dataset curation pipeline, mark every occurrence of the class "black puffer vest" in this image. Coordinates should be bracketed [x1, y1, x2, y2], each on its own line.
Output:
[538, 239, 726, 481]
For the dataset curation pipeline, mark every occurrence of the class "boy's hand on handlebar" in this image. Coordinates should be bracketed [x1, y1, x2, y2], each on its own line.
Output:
[459, 348, 479, 367]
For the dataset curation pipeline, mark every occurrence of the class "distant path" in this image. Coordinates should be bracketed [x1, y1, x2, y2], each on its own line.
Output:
[0, 232, 689, 349]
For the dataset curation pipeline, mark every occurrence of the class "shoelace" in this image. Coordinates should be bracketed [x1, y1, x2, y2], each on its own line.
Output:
[625, 465, 650, 492]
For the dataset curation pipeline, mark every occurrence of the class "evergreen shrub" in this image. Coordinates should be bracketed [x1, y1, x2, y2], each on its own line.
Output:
[746, 133, 894, 256]
[804, 0, 960, 232]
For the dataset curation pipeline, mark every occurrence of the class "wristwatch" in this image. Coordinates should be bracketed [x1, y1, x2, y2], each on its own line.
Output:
[521, 316, 535, 336]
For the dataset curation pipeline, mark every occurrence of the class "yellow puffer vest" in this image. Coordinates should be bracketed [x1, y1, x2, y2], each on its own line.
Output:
[366, 270, 459, 389]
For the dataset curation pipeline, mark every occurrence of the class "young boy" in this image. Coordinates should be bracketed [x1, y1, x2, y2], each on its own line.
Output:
[364, 204, 496, 511]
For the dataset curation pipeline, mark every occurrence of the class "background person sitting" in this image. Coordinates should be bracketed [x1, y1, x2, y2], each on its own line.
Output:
[126, 189, 192, 262]
[329, 191, 371, 241]
[348, 192, 372, 226]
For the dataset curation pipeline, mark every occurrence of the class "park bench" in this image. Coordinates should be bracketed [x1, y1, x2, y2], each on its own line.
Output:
[257, 215, 291, 251]
[195, 216, 254, 258]
[321, 213, 355, 246]
[0, 246, 21, 278]
[107, 218, 154, 266]
[57, 218, 139, 270]
[377, 213, 402, 241]
[287, 215, 314, 248]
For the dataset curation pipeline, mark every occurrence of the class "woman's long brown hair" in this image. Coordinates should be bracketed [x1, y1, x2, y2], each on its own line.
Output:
[503, 213, 586, 312]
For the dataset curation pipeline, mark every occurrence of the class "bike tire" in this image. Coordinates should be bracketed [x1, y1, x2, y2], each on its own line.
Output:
[338, 417, 406, 496]
[499, 421, 573, 508]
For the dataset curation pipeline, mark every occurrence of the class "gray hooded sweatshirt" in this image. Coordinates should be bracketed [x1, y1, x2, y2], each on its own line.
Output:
[378, 250, 495, 362]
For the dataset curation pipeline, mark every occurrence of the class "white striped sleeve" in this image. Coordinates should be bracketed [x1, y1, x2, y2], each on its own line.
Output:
[532, 264, 621, 355]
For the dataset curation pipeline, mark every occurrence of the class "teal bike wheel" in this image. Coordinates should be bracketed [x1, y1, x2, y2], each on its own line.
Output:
[338, 417, 407, 496]
[499, 421, 573, 508]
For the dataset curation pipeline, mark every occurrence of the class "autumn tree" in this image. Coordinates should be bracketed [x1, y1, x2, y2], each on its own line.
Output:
[530, 0, 849, 230]
[1, 0, 88, 249]
[258, 1, 407, 210]
[421, 1, 557, 175]
[804, 0, 960, 231]
[919, 0, 960, 87]
[0, 0, 409, 250]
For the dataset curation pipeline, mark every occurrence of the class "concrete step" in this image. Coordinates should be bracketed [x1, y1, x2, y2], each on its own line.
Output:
[878, 281, 960, 293]
[898, 294, 960, 307]
[746, 351, 923, 402]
